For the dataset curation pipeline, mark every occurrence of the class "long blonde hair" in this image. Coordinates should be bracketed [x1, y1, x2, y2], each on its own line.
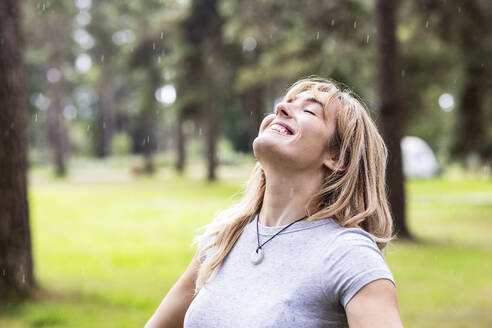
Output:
[193, 77, 394, 293]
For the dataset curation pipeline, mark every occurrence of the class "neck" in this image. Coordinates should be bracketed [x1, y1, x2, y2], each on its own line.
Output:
[259, 168, 323, 227]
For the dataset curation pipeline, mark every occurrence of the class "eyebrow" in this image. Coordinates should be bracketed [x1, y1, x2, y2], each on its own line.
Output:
[304, 97, 324, 109]
[287, 96, 323, 108]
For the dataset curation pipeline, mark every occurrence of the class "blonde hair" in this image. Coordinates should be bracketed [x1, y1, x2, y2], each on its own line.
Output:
[193, 77, 394, 294]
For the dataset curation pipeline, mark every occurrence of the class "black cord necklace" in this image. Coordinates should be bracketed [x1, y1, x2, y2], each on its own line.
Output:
[251, 213, 308, 265]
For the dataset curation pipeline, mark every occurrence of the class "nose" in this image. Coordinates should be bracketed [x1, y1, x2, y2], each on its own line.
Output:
[275, 102, 291, 117]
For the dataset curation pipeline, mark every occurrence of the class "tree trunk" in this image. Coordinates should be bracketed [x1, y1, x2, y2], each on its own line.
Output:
[0, 0, 35, 303]
[242, 86, 264, 151]
[375, 0, 411, 239]
[141, 76, 158, 175]
[175, 113, 186, 173]
[204, 103, 218, 181]
[142, 107, 155, 174]
[452, 63, 485, 158]
[95, 65, 115, 158]
[45, 75, 68, 176]
[451, 1, 487, 160]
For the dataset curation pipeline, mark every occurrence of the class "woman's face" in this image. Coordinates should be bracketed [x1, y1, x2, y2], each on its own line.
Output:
[253, 89, 338, 173]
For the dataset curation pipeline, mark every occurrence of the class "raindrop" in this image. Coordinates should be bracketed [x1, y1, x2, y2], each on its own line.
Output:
[152, 42, 156, 50]
[34, 113, 38, 122]
[22, 274, 25, 284]
[103, 121, 106, 129]
[100, 55, 105, 63]
[160, 32, 164, 39]
[199, 128, 203, 135]
[366, 34, 370, 43]
[353, 21, 357, 29]
[2, 269, 5, 276]
[457, 7, 461, 13]
[401, 69, 405, 77]
[331, 19, 335, 26]
[315, 31, 319, 40]
[158, 55, 161, 63]
[87, 124, 91, 131]
[42, 3, 46, 11]
[425, 20, 429, 28]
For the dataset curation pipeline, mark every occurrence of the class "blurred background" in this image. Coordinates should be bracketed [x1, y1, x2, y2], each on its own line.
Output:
[0, 0, 491, 327]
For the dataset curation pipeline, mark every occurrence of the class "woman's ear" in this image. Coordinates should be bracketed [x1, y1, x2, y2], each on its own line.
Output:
[322, 151, 346, 172]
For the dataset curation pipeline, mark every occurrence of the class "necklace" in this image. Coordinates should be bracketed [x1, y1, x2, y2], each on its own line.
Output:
[250, 213, 308, 265]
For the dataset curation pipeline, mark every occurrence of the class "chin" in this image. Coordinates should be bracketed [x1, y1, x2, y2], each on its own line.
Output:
[253, 135, 296, 169]
[253, 134, 275, 157]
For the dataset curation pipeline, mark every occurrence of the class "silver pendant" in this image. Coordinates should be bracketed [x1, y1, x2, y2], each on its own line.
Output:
[250, 248, 264, 265]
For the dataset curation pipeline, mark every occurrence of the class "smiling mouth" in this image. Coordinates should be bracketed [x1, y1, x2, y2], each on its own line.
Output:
[269, 123, 293, 136]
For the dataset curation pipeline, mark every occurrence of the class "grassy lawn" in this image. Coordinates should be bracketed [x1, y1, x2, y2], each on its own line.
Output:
[0, 157, 491, 327]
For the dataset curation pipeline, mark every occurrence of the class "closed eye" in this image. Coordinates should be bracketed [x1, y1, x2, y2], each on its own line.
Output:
[304, 109, 316, 116]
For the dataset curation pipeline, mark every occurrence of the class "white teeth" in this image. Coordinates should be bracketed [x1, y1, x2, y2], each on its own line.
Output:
[270, 124, 290, 135]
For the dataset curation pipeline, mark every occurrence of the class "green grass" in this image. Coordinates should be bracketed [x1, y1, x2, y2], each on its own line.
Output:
[0, 159, 491, 327]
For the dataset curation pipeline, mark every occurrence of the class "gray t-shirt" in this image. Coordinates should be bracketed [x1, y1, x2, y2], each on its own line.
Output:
[184, 215, 395, 327]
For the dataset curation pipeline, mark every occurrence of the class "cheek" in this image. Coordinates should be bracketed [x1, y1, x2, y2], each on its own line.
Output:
[258, 114, 275, 134]
[301, 122, 331, 151]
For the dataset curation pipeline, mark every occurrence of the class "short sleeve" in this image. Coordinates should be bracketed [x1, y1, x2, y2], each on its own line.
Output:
[321, 228, 395, 309]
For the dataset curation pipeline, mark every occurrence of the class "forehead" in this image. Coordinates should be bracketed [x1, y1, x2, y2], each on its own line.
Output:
[286, 88, 340, 124]
[289, 90, 325, 105]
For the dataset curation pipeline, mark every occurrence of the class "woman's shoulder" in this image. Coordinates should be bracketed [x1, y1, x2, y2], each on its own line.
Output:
[332, 225, 378, 247]
[318, 220, 395, 308]
[314, 218, 379, 250]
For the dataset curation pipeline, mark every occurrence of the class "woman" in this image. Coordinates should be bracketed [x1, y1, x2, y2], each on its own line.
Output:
[146, 78, 404, 327]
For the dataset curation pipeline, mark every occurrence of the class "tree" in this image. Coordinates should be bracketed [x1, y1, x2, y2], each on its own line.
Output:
[415, 0, 492, 163]
[375, 0, 411, 238]
[178, 0, 230, 180]
[447, 1, 492, 160]
[86, 2, 120, 158]
[219, 0, 374, 153]
[130, 34, 165, 175]
[0, 0, 35, 302]
[23, 1, 77, 176]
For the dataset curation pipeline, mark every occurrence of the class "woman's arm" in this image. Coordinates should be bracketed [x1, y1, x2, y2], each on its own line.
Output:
[345, 278, 404, 328]
[145, 252, 201, 328]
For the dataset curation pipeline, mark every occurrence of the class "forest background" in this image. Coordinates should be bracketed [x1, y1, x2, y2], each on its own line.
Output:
[0, 0, 491, 327]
